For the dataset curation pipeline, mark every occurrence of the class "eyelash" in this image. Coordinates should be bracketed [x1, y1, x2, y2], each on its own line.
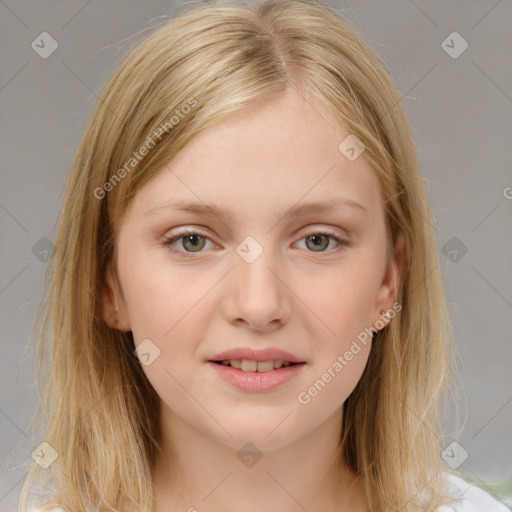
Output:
[160, 228, 349, 258]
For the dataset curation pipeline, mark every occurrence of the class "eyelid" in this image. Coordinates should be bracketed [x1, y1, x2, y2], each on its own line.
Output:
[162, 227, 217, 247]
[300, 226, 348, 239]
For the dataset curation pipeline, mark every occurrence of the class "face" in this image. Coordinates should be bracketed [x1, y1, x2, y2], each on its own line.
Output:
[103, 88, 403, 452]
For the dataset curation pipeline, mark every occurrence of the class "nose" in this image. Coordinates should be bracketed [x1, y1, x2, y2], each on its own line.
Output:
[221, 243, 292, 332]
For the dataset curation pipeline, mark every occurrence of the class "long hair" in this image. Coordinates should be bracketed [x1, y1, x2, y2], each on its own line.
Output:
[18, 1, 461, 510]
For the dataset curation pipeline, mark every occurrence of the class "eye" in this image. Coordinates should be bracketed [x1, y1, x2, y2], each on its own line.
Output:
[161, 229, 215, 257]
[161, 228, 349, 258]
[295, 229, 348, 254]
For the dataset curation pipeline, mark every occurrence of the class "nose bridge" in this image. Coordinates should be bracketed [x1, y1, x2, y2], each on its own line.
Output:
[234, 234, 281, 293]
[225, 234, 291, 328]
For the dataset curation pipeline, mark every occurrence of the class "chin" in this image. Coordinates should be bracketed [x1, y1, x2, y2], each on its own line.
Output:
[219, 432, 299, 453]
[207, 411, 304, 452]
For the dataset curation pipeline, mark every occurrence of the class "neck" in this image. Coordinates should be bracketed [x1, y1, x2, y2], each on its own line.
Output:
[152, 403, 368, 512]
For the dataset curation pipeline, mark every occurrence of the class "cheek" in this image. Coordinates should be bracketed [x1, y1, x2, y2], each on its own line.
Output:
[295, 271, 374, 411]
[291, 255, 381, 402]
[121, 244, 209, 335]
[301, 344, 371, 413]
[296, 259, 381, 346]
[121, 259, 216, 409]
[120, 249, 227, 385]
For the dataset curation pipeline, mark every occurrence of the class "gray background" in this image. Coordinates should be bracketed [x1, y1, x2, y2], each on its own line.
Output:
[1, 0, 511, 509]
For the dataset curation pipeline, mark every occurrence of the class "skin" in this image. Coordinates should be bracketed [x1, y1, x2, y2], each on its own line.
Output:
[102, 88, 405, 512]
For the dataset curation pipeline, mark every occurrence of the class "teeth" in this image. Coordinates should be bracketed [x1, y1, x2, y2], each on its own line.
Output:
[241, 359, 258, 372]
[256, 361, 274, 372]
[219, 359, 293, 372]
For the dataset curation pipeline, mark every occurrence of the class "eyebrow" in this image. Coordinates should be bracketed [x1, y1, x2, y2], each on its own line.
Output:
[143, 197, 367, 221]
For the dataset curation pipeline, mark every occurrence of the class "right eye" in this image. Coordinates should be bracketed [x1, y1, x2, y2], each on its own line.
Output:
[161, 229, 216, 257]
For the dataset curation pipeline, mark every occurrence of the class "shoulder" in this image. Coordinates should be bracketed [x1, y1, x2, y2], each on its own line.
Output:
[436, 472, 510, 512]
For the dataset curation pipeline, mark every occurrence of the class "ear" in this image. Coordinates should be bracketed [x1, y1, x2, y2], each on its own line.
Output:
[101, 260, 131, 332]
[373, 230, 406, 326]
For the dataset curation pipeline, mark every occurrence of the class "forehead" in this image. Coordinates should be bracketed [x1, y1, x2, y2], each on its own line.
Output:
[126, 89, 383, 224]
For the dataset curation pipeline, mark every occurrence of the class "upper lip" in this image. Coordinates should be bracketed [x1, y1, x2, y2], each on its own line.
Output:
[208, 347, 305, 363]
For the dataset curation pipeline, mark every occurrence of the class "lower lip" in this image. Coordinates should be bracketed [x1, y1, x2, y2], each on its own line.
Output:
[207, 362, 306, 392]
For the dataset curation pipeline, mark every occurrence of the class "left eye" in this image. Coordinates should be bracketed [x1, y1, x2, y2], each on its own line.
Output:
[296, 231, 347, 252]
[161, 229, 348, 257]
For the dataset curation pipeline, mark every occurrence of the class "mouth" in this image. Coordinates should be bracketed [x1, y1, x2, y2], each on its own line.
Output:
[207, 358, 307, 392]
[209, 359, 304, 372]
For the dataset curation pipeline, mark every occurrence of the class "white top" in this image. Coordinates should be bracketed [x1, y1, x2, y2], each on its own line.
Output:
[28, 472, 510, 512]
[437, 473, 510, 511]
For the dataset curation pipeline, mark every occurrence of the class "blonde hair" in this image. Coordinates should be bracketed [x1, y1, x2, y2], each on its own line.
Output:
[18, 0, 462, 510]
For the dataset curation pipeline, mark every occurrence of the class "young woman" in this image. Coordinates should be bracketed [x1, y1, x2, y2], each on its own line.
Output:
[20, 0, 509, 511]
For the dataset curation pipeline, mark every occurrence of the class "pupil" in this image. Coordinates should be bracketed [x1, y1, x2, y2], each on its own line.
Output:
[184, 235, 204, 251]
[307, 234, 328, 251]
